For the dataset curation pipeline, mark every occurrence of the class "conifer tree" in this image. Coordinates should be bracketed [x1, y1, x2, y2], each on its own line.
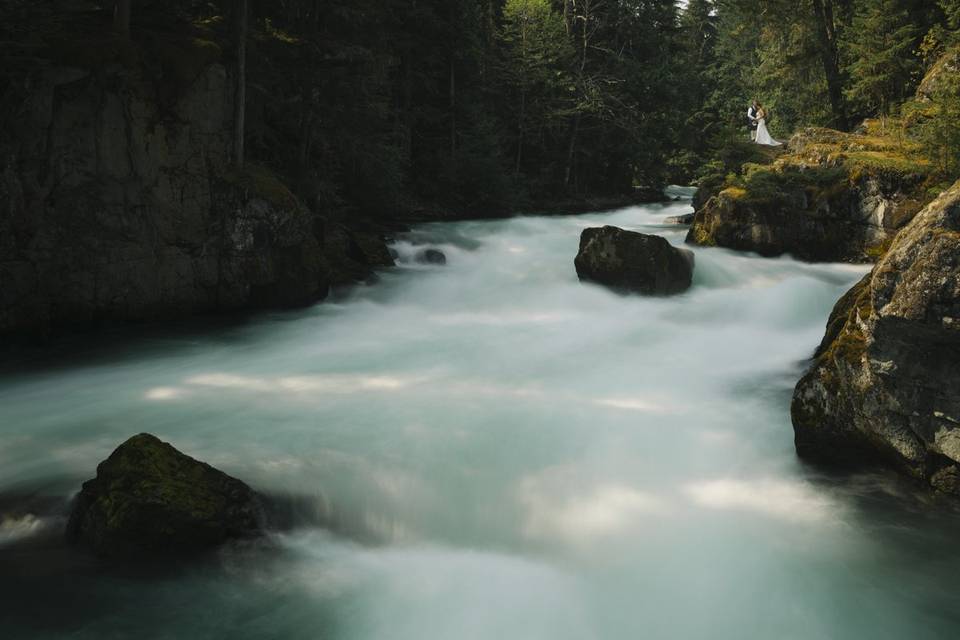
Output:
[844, 0, 918, 128]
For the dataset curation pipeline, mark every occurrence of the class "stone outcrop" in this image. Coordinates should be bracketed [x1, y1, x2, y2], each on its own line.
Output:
[575, 226, 694, 295]
[917, 46, 960, 102]
[687, 127, 931, 262]
[791, 180, 960, 495]
[0, 37, 391, 339]
[663, 213, 695, 225]
[66, 434, 263, 555]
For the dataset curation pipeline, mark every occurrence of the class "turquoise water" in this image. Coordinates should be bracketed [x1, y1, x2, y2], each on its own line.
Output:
[2, 190, 960, 639]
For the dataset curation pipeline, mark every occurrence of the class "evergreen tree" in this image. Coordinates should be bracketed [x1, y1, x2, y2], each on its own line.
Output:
[844, 0, 919, 126]
[946, 0, 960, 30]
[499, 0, 572, 178]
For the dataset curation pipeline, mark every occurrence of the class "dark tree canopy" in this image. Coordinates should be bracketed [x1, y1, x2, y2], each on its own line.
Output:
[2, 0, 956, 218]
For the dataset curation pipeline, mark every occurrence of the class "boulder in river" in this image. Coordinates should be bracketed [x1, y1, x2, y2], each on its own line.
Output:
[575, 226, 694, 295]
[663, 213, 695, 225]
[791, 180, 960, 495]
[415, 248, 447, 265]
[66, 434, 264, 555]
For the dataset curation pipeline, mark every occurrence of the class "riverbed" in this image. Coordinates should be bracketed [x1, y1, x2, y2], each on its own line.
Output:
[2, 190, 959, 639]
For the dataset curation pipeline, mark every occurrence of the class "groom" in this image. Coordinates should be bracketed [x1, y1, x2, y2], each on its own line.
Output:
[747, 100, 759, 141]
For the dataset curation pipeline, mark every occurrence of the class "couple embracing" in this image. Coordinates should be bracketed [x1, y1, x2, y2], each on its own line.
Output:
[747, 100, 782, 147]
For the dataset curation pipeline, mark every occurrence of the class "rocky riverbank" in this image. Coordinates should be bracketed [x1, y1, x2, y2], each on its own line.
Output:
[686, 125, 936, 262]
[0, 30, 395, 341]
[0, 26, 669, 342]
[791, 180, 960, 494]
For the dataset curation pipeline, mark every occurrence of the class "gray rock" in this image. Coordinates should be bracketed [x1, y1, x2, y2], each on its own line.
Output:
[415, 248, 447, 265]
[917, 46, 960, 102]
[0, 54, 390, 338]
[664, 213, 695, 225]
[686, 129, 928, 263]
[791, 180, 960, 495]
[66, 434, 264, 556]
[575, 226, 694, 295]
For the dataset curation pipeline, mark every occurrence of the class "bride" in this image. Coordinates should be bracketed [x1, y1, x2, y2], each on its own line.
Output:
[755, 103, 782, 146]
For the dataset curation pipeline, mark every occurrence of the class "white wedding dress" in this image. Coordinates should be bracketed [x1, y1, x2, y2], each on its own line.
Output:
[755, 117, 782, 146]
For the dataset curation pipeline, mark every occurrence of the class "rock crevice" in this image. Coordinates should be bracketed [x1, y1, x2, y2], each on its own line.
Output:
[791, 180, 960, 494]
[0, 52, 391, 338]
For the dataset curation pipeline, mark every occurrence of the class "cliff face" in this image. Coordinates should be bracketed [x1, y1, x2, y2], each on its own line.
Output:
[687, 127, 932, 262]
[791, 180, 960, 495]
[0, 45, 390, 338]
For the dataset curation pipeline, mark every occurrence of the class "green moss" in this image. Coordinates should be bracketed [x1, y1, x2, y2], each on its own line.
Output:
[71, 433, 261, 554]
[845, 151, 931, 180]
[864, 238, 892, 260]
[720, 186, 747, 200]
[819, 283, 873, 373]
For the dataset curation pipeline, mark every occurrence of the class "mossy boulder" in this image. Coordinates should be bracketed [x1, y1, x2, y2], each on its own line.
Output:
[66, 434, 264, 555]
[575, 226, 694, 295]
[687, 127, 933, 262]
[692, 141, 782, 211]
[917, 46, 960, 102]
[791, 180, 960, 495]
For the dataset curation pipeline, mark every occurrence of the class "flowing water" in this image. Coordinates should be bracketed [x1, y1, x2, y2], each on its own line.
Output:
[2, 190, 960, 639]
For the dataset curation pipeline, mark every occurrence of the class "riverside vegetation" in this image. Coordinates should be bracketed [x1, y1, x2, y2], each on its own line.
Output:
[679, 1, 960, 495]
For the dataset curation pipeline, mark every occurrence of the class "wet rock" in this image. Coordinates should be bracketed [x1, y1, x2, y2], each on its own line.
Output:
[686, 128, 930, 262]
[664, 213, 695, 225]
[791, 180, 960, 496]
[66, 434, 264, 555]
[574, 226, 694, 295]
[415, 248, 447, 265]
[0, 48, 391, 339]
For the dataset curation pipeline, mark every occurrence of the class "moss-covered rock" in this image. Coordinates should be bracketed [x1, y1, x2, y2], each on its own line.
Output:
[791, 180, 960, 495]
[575, 226, 694, 295]
[686, 127, 934, 262]
[66, 434, 263, 555]
[917, 45, 960, 102]
[691, 141, 782, 211]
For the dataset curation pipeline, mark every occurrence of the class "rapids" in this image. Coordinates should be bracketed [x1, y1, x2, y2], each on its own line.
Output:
[2, 189, 959, 639]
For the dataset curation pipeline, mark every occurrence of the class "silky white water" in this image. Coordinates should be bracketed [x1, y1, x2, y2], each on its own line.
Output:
[2, 191, 960, 639]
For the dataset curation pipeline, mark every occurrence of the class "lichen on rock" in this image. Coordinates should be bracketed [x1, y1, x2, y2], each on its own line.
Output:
[686, 126, 935, 263]
[66, 433, 264, 556]
[791, 180, 960, 495]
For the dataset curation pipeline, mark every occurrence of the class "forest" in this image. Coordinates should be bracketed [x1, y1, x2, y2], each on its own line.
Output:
[4, 0, 957, 223]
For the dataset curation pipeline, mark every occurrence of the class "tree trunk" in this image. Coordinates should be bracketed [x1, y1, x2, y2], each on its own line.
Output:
[114, 0, 131, 37]
[449, 56, 456, 161]
[564, 113, 581, 189]
[234, 0, 248, 169]
[515, 90, 525, 176]
[811, 0, 848, 130]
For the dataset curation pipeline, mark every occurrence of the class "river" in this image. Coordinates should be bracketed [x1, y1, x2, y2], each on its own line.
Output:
[2, 189, 960, 639]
